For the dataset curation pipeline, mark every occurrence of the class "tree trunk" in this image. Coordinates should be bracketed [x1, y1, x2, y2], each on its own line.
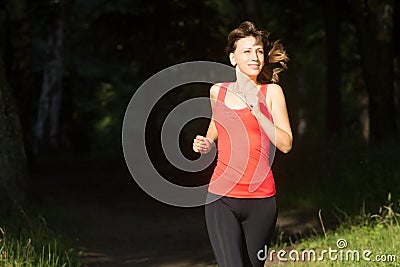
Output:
[324, 0, 342, 138]
[349, 0, 396, 142]
[0, 53, 28, 212]
[5, 0, 35, 165]
[34, 0, 64, 153]
[394, 0, 400, 130]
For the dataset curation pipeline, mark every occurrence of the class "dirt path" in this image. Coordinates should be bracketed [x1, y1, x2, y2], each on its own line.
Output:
[31, 159, 320, 267]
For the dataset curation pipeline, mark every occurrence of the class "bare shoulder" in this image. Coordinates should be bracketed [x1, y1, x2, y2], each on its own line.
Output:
[267, 83, 285, 100]
[210, 83, 222, 99]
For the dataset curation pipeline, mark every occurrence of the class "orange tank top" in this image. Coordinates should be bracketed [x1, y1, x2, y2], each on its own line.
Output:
[208, 82, 276, 198]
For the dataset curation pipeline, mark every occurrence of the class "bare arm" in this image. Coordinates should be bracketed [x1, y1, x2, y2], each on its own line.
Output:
[252, 84, 292, 153]
[193, 84, 219, 153]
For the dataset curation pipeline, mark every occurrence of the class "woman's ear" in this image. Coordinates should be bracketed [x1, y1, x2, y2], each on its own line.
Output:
[229, 53, 236, 67]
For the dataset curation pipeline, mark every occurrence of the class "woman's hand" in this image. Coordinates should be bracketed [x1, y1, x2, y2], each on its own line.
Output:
[193, 135, 214, 154]
[243, 89, 263, 118]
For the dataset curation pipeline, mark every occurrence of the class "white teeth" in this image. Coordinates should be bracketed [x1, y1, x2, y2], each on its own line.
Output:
[249, 65, 259, 69]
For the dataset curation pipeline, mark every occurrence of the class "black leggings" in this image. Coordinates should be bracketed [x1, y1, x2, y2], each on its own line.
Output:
[205, 194, 277, 267]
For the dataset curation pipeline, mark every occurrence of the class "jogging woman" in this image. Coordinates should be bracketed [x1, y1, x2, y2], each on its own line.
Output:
[193, 21, 292, 267]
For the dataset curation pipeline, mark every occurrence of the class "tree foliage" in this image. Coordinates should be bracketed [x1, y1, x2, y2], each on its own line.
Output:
[0, 0, 398, 161]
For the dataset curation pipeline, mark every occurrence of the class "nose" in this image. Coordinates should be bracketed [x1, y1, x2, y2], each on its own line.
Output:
[251, 50, 259, 62]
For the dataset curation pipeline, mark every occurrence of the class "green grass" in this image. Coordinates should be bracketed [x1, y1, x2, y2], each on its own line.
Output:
[0, 209, 80, 267]
[269, 194, 400, 266]
[275, 137, 400, 215]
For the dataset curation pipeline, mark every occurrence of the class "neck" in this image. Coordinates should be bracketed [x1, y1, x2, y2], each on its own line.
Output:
[235, 68, 258, 91]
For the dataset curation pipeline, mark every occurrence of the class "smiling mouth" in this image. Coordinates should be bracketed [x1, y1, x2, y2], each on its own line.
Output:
[248, 64, 260, 69]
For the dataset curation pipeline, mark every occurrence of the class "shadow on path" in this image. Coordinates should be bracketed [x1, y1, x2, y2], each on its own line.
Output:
[31, 159, 320, 267]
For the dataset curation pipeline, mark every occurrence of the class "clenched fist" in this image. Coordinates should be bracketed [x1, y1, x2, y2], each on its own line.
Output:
[193, 135, 214, 154]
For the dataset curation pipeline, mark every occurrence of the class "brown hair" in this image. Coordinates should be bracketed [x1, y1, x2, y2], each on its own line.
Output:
[226, 21, 289, 83]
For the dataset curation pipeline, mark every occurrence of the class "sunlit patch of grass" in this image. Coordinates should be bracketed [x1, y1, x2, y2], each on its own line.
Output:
[269, 194, 400, 266]
[0, 209, 80, 267]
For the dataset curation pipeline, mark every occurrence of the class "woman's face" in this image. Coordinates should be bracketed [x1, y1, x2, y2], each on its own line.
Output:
[230, 36, 265, 80]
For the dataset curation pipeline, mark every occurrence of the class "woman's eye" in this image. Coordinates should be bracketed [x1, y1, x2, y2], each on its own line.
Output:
[244, 50, 250, 53]
[258, 50, 264, 54]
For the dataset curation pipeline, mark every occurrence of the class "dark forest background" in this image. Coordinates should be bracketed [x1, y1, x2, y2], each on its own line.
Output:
[1, 0, 400, 258]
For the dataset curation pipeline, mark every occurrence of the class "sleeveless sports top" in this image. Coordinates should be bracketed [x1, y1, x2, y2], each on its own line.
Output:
[208, 82, 276, 198]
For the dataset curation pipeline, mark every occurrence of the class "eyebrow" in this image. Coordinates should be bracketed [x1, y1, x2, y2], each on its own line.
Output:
[241, 47, 264, 50]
